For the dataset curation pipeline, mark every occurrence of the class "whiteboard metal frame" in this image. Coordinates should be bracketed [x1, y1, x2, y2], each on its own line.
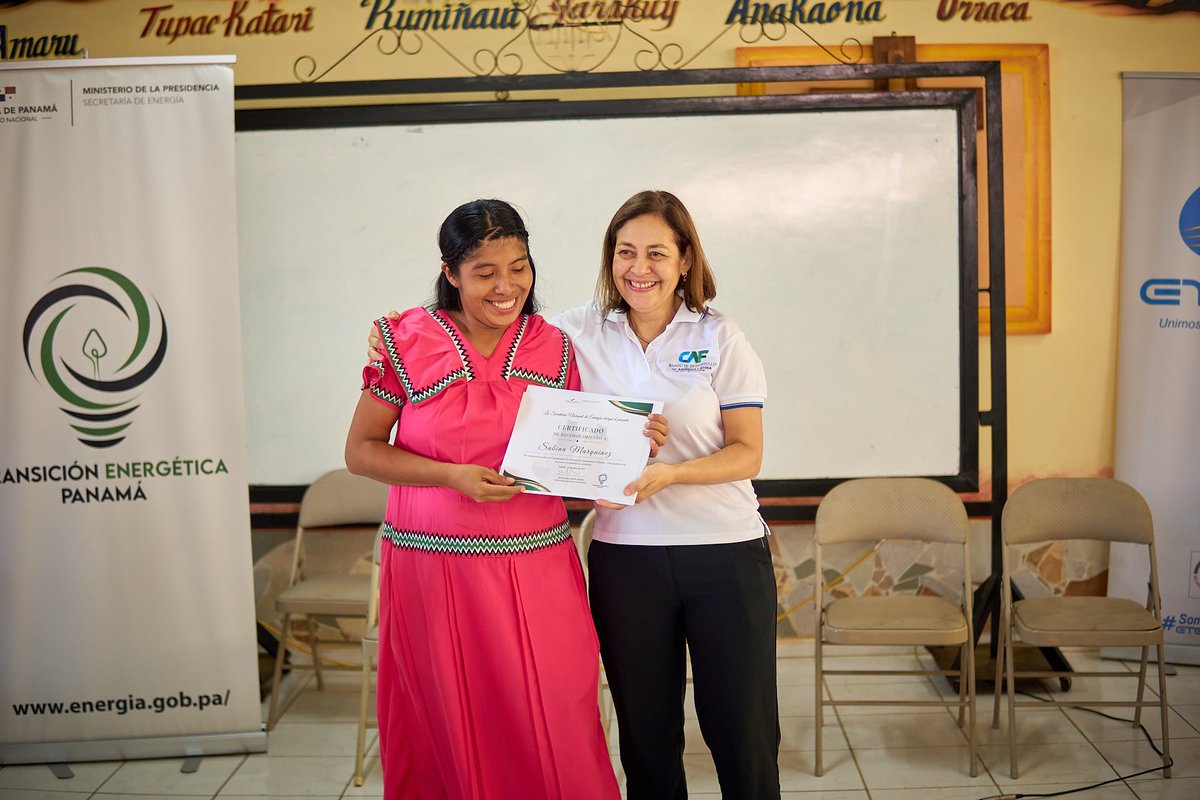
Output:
[234, 63, 1007, 532]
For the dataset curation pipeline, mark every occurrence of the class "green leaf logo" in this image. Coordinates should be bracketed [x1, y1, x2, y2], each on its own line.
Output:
[22, 268, 167, 448]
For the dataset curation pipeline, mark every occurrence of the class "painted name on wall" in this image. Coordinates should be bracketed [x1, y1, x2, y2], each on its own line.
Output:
[529, 0, 682, 30]
[935, 0, 1031, 21]
[725, 0, 885, 25]
[138, 1, 315, 44]
[0, 25, 82, 60]
[361, 0, 523, 31]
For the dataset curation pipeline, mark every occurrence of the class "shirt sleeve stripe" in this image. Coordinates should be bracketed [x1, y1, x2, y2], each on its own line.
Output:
[719, 402, 764, 410]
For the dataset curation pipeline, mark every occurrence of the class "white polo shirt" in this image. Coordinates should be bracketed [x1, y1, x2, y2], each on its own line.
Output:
[551, 301, 768, 546]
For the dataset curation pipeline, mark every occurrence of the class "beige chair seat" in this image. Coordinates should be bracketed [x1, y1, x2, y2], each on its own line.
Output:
[1013, 596, 1161, 646]
[277, 574, 371, 616]
[825, 596, 968, 645]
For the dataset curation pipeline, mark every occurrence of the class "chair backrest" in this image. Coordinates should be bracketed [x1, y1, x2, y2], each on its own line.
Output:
[299, 469, 390, 528]
[290, 469, 389, 583]
[1002, 477, 1153, 546]
[816, 478, 968, 546]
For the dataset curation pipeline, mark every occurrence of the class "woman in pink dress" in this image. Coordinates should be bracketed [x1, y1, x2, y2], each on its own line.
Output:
[345, 200, 658, 800]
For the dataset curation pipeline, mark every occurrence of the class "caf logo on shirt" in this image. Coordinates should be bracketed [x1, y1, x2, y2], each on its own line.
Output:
[665, 346, 718, 374]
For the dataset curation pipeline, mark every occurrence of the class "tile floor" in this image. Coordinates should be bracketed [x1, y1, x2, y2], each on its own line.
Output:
[1, 642, 1195, 799]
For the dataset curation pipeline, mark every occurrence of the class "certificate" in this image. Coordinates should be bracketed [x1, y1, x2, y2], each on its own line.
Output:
[500, 386, 663, 506]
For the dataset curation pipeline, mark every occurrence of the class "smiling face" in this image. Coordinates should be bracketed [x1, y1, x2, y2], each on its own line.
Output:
[442, 236, 532, 334]
[611, 213, 691, 319]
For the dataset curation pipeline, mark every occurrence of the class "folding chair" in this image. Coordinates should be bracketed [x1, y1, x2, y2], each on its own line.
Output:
[814, 477, 976, 777]
[994, 477, 1170, 779]
[265, 468, 387, 731]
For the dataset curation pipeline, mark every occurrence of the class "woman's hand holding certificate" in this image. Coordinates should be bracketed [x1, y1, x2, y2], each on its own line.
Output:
[500, 386, 664, 506]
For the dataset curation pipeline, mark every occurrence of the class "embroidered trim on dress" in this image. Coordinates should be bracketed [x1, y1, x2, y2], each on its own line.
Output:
[428, 309, 475, 383]
[376, 313, 474, 406]
[369, 382, 407, 408]
[381, 520, 571, 556]
[505, 324, 571, 389]
[500, 314, 529, 379]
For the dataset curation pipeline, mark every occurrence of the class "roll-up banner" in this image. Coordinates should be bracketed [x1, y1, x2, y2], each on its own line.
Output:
[0, 57, 265, 763]
[1112, 73, 1200, 667]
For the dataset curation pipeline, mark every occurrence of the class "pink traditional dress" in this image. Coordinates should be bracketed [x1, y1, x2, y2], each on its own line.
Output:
[362, 307, 618, 800]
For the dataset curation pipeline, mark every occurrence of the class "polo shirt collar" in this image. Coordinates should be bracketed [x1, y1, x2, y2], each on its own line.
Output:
[603, 298, 705, 325]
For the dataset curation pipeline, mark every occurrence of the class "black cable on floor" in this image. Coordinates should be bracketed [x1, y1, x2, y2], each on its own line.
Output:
[971, 689, 1173, 800]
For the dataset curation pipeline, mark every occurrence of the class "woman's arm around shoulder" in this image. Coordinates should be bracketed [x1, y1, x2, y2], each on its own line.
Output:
[546, 302, 603, 340]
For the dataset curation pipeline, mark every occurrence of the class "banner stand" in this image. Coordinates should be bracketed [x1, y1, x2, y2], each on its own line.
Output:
[1109, 72, 1200, 669]
[4, 731, 267, 766]
[1, 56, 265, 765]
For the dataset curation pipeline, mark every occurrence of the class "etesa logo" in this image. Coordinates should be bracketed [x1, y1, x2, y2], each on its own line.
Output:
[1140, 278, 1199, 305]
[22, 268, 168, 448]
[678, 349, 709, 363]
[1139, 186, 1200, 306]
[1181, 186, 1200, 257]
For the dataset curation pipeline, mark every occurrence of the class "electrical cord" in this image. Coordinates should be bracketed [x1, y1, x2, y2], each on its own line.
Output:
[971, 689, 1173, 800]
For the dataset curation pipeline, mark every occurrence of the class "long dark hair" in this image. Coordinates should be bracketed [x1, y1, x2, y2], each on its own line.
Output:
[433, 199, 539, 315]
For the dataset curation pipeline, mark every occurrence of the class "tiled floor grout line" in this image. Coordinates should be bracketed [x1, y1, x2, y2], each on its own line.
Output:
[211, 752, 249, 800]
[826, 676, 874, 800]
[82, 760, 121, 799]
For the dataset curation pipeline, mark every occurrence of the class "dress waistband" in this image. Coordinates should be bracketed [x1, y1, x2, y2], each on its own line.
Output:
[381, 520, 572, 557]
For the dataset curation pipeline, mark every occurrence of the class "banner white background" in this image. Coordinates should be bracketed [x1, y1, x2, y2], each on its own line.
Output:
[0, 57, 264, 761]
[1113, 73, 1200, 665]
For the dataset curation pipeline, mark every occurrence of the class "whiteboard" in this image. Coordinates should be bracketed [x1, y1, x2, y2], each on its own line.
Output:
[235, 99, 972, 486]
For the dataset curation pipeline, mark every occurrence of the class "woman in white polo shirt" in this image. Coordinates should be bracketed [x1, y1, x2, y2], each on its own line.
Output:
[558, 190, 777, 800]
[369, 190, 777, 799]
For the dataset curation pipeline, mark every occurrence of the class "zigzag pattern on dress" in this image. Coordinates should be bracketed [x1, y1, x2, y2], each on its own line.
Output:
[506, 327, 571, 390]
[377, 313, 473, 406]
[369, 381, 407, 409]
[428, 309, 475, 382]
[382, 519, 572, 556]
[501, 314, 529, 378]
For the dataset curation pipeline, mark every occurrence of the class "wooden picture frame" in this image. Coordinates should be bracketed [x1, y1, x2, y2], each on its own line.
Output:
[736, 44, 1051, 335]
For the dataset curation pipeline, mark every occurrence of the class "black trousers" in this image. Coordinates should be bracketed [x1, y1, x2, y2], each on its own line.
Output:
[588, 537, 781, 800]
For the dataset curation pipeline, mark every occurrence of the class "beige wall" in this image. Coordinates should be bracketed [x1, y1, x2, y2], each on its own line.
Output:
[5, 0, 1199, 493]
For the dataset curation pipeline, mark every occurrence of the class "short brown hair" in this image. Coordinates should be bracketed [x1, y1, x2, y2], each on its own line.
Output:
[595, 190, 717, 316]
